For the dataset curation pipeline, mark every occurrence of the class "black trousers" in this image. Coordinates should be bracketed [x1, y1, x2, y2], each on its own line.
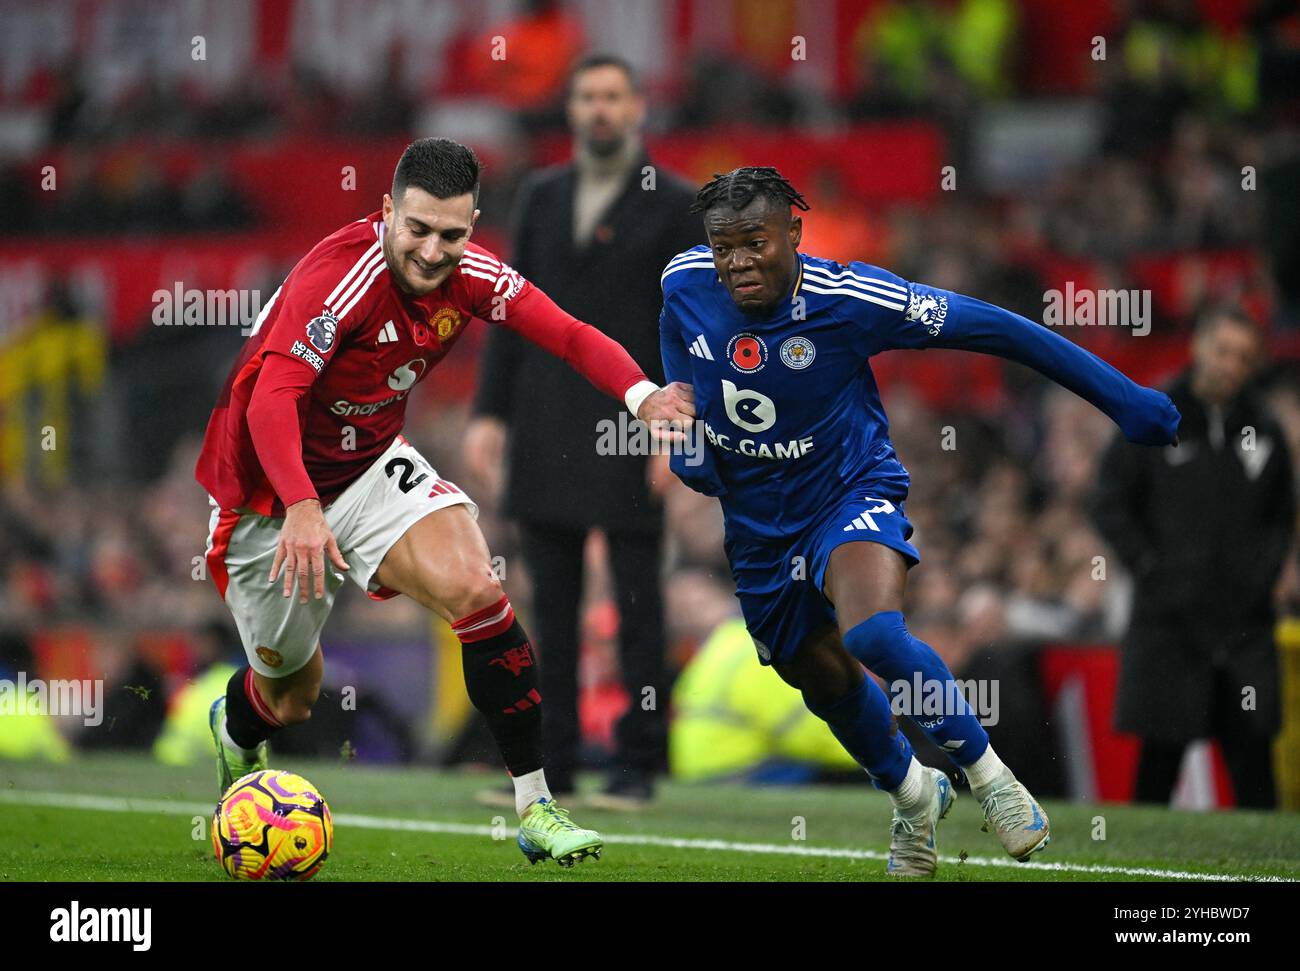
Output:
[1134, 667, 1277, 809]
[520, 521, 667, 786]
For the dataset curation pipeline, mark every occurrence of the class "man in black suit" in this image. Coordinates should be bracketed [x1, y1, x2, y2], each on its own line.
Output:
[1092, 307, 1295, 808]
[466, 54, 702, 808]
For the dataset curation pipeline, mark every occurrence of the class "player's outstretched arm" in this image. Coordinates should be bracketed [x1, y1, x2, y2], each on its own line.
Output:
[466, 245, 693, 430]
[886, 287, 1181, 447]
[490, 282, 668, 419]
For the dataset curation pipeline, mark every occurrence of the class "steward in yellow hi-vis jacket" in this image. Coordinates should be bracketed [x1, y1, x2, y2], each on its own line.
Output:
[670, 619, 859, 782]
[153, 664, 238, 767]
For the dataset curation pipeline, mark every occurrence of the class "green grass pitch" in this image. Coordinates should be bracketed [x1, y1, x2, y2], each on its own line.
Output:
[0, 753, 1296, 881]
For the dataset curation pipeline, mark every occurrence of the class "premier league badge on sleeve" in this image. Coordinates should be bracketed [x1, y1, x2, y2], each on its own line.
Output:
[306, 309, 339, 353]
[904, 288, 949, 338]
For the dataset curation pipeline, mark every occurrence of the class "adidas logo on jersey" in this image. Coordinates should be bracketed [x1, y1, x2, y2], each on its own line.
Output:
[843, 515, 882, 533]
[842, 500, 896, 533]
[377, 320, 398, 344]
[688, 335, 714, 360]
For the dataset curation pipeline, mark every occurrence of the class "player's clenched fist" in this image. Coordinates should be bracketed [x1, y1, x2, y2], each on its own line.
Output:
[1120, 387, 1182, 447]
[269, 498, 350, 603]
[638, 381, 696, 441]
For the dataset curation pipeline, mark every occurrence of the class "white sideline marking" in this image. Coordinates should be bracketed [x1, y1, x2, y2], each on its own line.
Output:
[0, 788, 1292, 882]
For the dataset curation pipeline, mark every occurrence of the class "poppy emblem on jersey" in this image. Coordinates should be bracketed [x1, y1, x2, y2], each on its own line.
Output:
[432, 307, 463, 344]
[779, 336, 815, 370]
[306, 309, 338, 353]
[727, 333, 767, 373]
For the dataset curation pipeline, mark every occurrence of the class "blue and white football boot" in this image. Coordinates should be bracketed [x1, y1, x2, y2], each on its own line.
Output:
[974, 768, 1051, 861]
[886, 767, 956, 877]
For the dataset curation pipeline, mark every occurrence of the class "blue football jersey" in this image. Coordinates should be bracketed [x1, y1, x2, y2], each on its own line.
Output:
[659, 244, 1181, 543]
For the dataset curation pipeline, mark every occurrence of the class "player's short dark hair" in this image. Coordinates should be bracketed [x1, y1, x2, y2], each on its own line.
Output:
[1194, 304, 1260, 341]
[690, 166, 810, 216]
[392, 137, 481, 208]
[568, 53, 640, 96]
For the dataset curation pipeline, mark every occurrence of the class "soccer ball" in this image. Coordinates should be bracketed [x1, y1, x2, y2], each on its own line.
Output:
[213, 769, 333, 881]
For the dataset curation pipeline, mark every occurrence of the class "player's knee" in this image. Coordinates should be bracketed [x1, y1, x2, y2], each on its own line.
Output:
[842, 610, 909, 670]
[440, 567, 504, 620]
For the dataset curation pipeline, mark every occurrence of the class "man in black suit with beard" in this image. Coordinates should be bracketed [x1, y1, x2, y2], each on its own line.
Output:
[466, 54, 702, 809]
[1092, 307, 1295, 808]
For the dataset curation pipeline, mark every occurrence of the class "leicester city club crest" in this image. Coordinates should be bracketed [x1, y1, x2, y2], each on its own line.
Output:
[779, 336, 815, 370]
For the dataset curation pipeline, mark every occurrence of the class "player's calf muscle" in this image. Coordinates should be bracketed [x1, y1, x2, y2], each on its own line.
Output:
[262, 686, 317, 726]
[255, 651, 321, 725]
[802, 662, 863, 709]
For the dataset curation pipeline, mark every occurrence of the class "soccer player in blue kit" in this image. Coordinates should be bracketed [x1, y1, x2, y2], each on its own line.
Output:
[658, 167, 1181, 876]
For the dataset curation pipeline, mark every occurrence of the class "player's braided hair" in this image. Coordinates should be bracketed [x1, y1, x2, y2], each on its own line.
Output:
[689, 166, 810, 215]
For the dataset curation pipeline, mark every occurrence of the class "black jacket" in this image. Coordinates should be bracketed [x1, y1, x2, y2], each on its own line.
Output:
[472, 155, 704, 532]
[1090, 368, 1296, 740]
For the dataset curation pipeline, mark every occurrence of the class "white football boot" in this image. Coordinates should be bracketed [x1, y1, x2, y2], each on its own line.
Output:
[974, 767, 1051, 861]
[886, 766, 956, 877]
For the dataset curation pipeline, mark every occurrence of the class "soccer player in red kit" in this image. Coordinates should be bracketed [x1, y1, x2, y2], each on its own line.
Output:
[196, 138, 693, 867]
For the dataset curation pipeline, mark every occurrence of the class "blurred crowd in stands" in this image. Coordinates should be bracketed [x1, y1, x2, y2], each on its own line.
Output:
[2, 0, 1300, 762]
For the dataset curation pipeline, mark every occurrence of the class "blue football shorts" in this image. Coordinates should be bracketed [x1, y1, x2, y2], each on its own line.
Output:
[724, 483, 920, 666]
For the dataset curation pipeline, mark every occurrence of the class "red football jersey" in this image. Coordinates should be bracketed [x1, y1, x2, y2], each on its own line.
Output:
[196, 212, 648, 516]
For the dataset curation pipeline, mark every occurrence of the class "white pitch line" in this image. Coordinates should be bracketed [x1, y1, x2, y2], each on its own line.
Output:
[0, 788, 1292, 883]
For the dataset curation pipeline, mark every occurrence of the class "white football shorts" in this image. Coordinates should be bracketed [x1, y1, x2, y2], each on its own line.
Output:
[204, 434, 477, 677]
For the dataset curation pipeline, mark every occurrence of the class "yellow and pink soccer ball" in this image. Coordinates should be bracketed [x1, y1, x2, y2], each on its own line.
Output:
[213, 769, 332, 881]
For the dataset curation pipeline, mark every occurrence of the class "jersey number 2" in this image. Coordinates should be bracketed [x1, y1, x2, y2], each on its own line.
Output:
[385, 457, 429, 493]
